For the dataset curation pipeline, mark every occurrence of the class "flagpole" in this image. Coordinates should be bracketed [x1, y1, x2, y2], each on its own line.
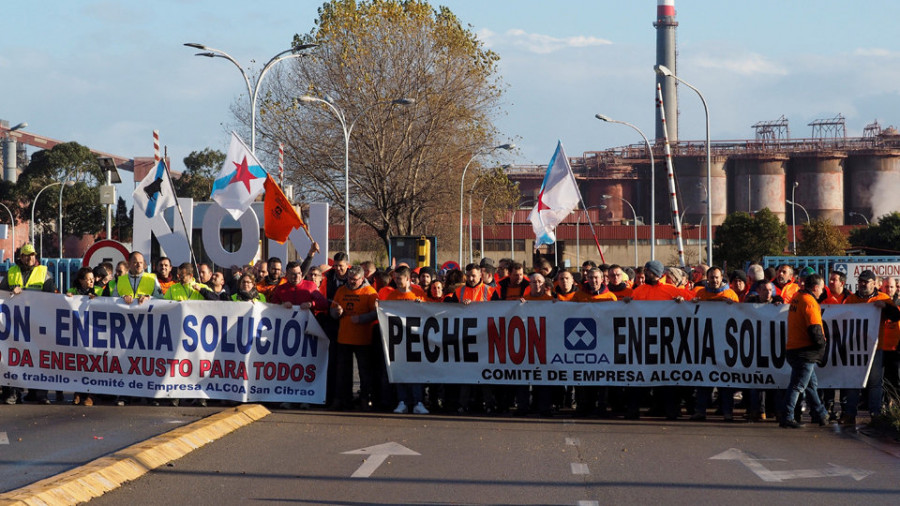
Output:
[564, 153, 605, 265]
[656, 84, 686, 268]
[162, 147, 200, 275]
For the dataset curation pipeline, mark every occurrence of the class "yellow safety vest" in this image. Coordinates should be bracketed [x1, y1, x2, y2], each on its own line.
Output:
[7, 265, 48, 291]
[232, 293, 266, 303]
[164, 283, 204, 301]
[116, 273, 157, 297]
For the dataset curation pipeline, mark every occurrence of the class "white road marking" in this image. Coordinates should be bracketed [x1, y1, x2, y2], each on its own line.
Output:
[0, 432, 8, 445]
[710, 448, 873, 482]
[571, 463, 589, 475]
[342, 442, 420, 478]
[565, 437, 580, 446]
[577, 501, 599, 506]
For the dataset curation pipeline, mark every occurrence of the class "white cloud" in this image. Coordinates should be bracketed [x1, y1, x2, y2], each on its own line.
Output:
[690, 52, 788, 76]
[478, 28, 611, 54]
[853, 48, 896, 57]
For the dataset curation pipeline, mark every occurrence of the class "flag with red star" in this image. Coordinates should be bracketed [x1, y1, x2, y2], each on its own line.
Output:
[211, 132, 268, 219]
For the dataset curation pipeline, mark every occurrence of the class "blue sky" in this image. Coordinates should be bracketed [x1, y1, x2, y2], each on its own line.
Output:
[2, 0, 899, 189]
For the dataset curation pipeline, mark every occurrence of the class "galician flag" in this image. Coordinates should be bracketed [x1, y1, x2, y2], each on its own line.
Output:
[211, 132, 268, 219]
[133, 159, 177, 219]
[529, 141, 580, 246]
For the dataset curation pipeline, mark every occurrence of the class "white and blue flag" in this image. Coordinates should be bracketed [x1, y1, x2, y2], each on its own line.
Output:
[133, 159, 177, 219]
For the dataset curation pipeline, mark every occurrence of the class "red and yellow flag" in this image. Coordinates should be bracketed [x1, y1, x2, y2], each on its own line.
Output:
[263, 175, 306, 243]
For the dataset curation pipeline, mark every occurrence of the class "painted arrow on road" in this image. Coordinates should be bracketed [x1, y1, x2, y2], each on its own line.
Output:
[342, 442, 420, 478]
[710, 448, 873, 482]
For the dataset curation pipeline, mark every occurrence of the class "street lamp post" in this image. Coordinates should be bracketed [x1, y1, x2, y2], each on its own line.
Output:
[297, 95, 415, 259]
[0, 202, 15, 261]
[595, 114, 656, 259]
[31, 182, 63, 245]
[58, 176, 72, 259]
[786, 200, 810, 224]
[849, 211, 870, 226]
[654, 65, 712, 265]
[790, 181, 799, 254]
[458, 144, 514, 265]
[601, 195, 638, 267]
[184, 42, 318, 153]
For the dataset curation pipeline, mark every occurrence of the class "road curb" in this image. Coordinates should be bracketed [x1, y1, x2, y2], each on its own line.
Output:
[0, 404, 270, 506]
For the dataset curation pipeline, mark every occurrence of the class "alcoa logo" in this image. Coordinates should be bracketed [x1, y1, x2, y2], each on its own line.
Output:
[564, 318, 597, 350]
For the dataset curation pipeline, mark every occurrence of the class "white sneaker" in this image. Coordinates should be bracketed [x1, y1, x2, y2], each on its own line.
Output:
[393, 401, 408, 414]
[413, 402, 429, 414]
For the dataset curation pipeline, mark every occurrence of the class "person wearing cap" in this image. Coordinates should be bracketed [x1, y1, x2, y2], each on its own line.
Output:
[1, 244, 57, 405]
[842, 269, 900, 424]
[105, 251, 162, 304]
[418, 266, 436, 289]
[1, 243, 56, 294]
[625, 260, 686, 420]
[730, 269, 750, 301]
[781, 273, 831, 428]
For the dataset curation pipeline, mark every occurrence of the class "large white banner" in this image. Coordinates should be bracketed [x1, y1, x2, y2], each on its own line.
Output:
[0, 292, 328, 403]
[378, 300, 880, 389]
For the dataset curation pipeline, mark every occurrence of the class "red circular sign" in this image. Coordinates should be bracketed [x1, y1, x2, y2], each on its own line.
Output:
[82, 240, 130, 268]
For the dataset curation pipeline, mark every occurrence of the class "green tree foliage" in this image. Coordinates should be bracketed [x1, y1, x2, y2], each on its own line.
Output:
[797, 218, 850, 256]
[712, 208, 788, 269]
[114, 196, 132, 242]
[256, 0, 505, 252]
[849, 212, 900, 255]
[172, 148, 225, 201]
[15, 142, 105, 252]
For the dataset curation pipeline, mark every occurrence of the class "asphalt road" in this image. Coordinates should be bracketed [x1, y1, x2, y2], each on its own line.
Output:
[0, 398, 219, 493]
[86, 410, 900, 506]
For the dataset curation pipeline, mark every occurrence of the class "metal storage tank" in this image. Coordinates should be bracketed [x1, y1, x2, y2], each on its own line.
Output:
[844, 148, 900, 223]
[584, 164, 641, 224]
[673, 154, 727, 225]
[788, 151, 846, 225]
[729, 153, 789, 221]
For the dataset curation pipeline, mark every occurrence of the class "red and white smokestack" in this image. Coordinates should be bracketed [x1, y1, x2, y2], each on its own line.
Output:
[654, 0, 678, 142]
[657, 0, 675, 17]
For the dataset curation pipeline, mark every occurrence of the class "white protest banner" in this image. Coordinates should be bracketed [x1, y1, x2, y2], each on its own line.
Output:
[378, 300, 880, 389]
[0, 292, 328, 403]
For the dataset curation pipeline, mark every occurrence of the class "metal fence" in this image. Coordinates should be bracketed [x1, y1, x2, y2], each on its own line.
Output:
[762, 255, 900, 277]
[0, 258, 84, 293]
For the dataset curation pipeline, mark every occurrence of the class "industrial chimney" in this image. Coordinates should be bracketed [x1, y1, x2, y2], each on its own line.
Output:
[654, 0, 678, 142]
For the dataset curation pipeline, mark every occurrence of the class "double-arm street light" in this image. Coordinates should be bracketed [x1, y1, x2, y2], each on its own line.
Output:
[296, 95, 415, 259]
[184, 42, 318, 153]
[654, 64, 712, 266]
[595, 114, 655, 260]
[789, 181, 800, 254]
[31, 181, 73, 247]
[601, 194, 639, 267]
[459, 143, 515, 265]
[849, 211, 870, 226]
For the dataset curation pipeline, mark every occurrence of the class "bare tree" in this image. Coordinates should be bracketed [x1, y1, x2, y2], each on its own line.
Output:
[254, 0, 506, 254]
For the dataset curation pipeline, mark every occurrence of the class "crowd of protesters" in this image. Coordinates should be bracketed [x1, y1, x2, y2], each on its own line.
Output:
[1, 241, 898, 429]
